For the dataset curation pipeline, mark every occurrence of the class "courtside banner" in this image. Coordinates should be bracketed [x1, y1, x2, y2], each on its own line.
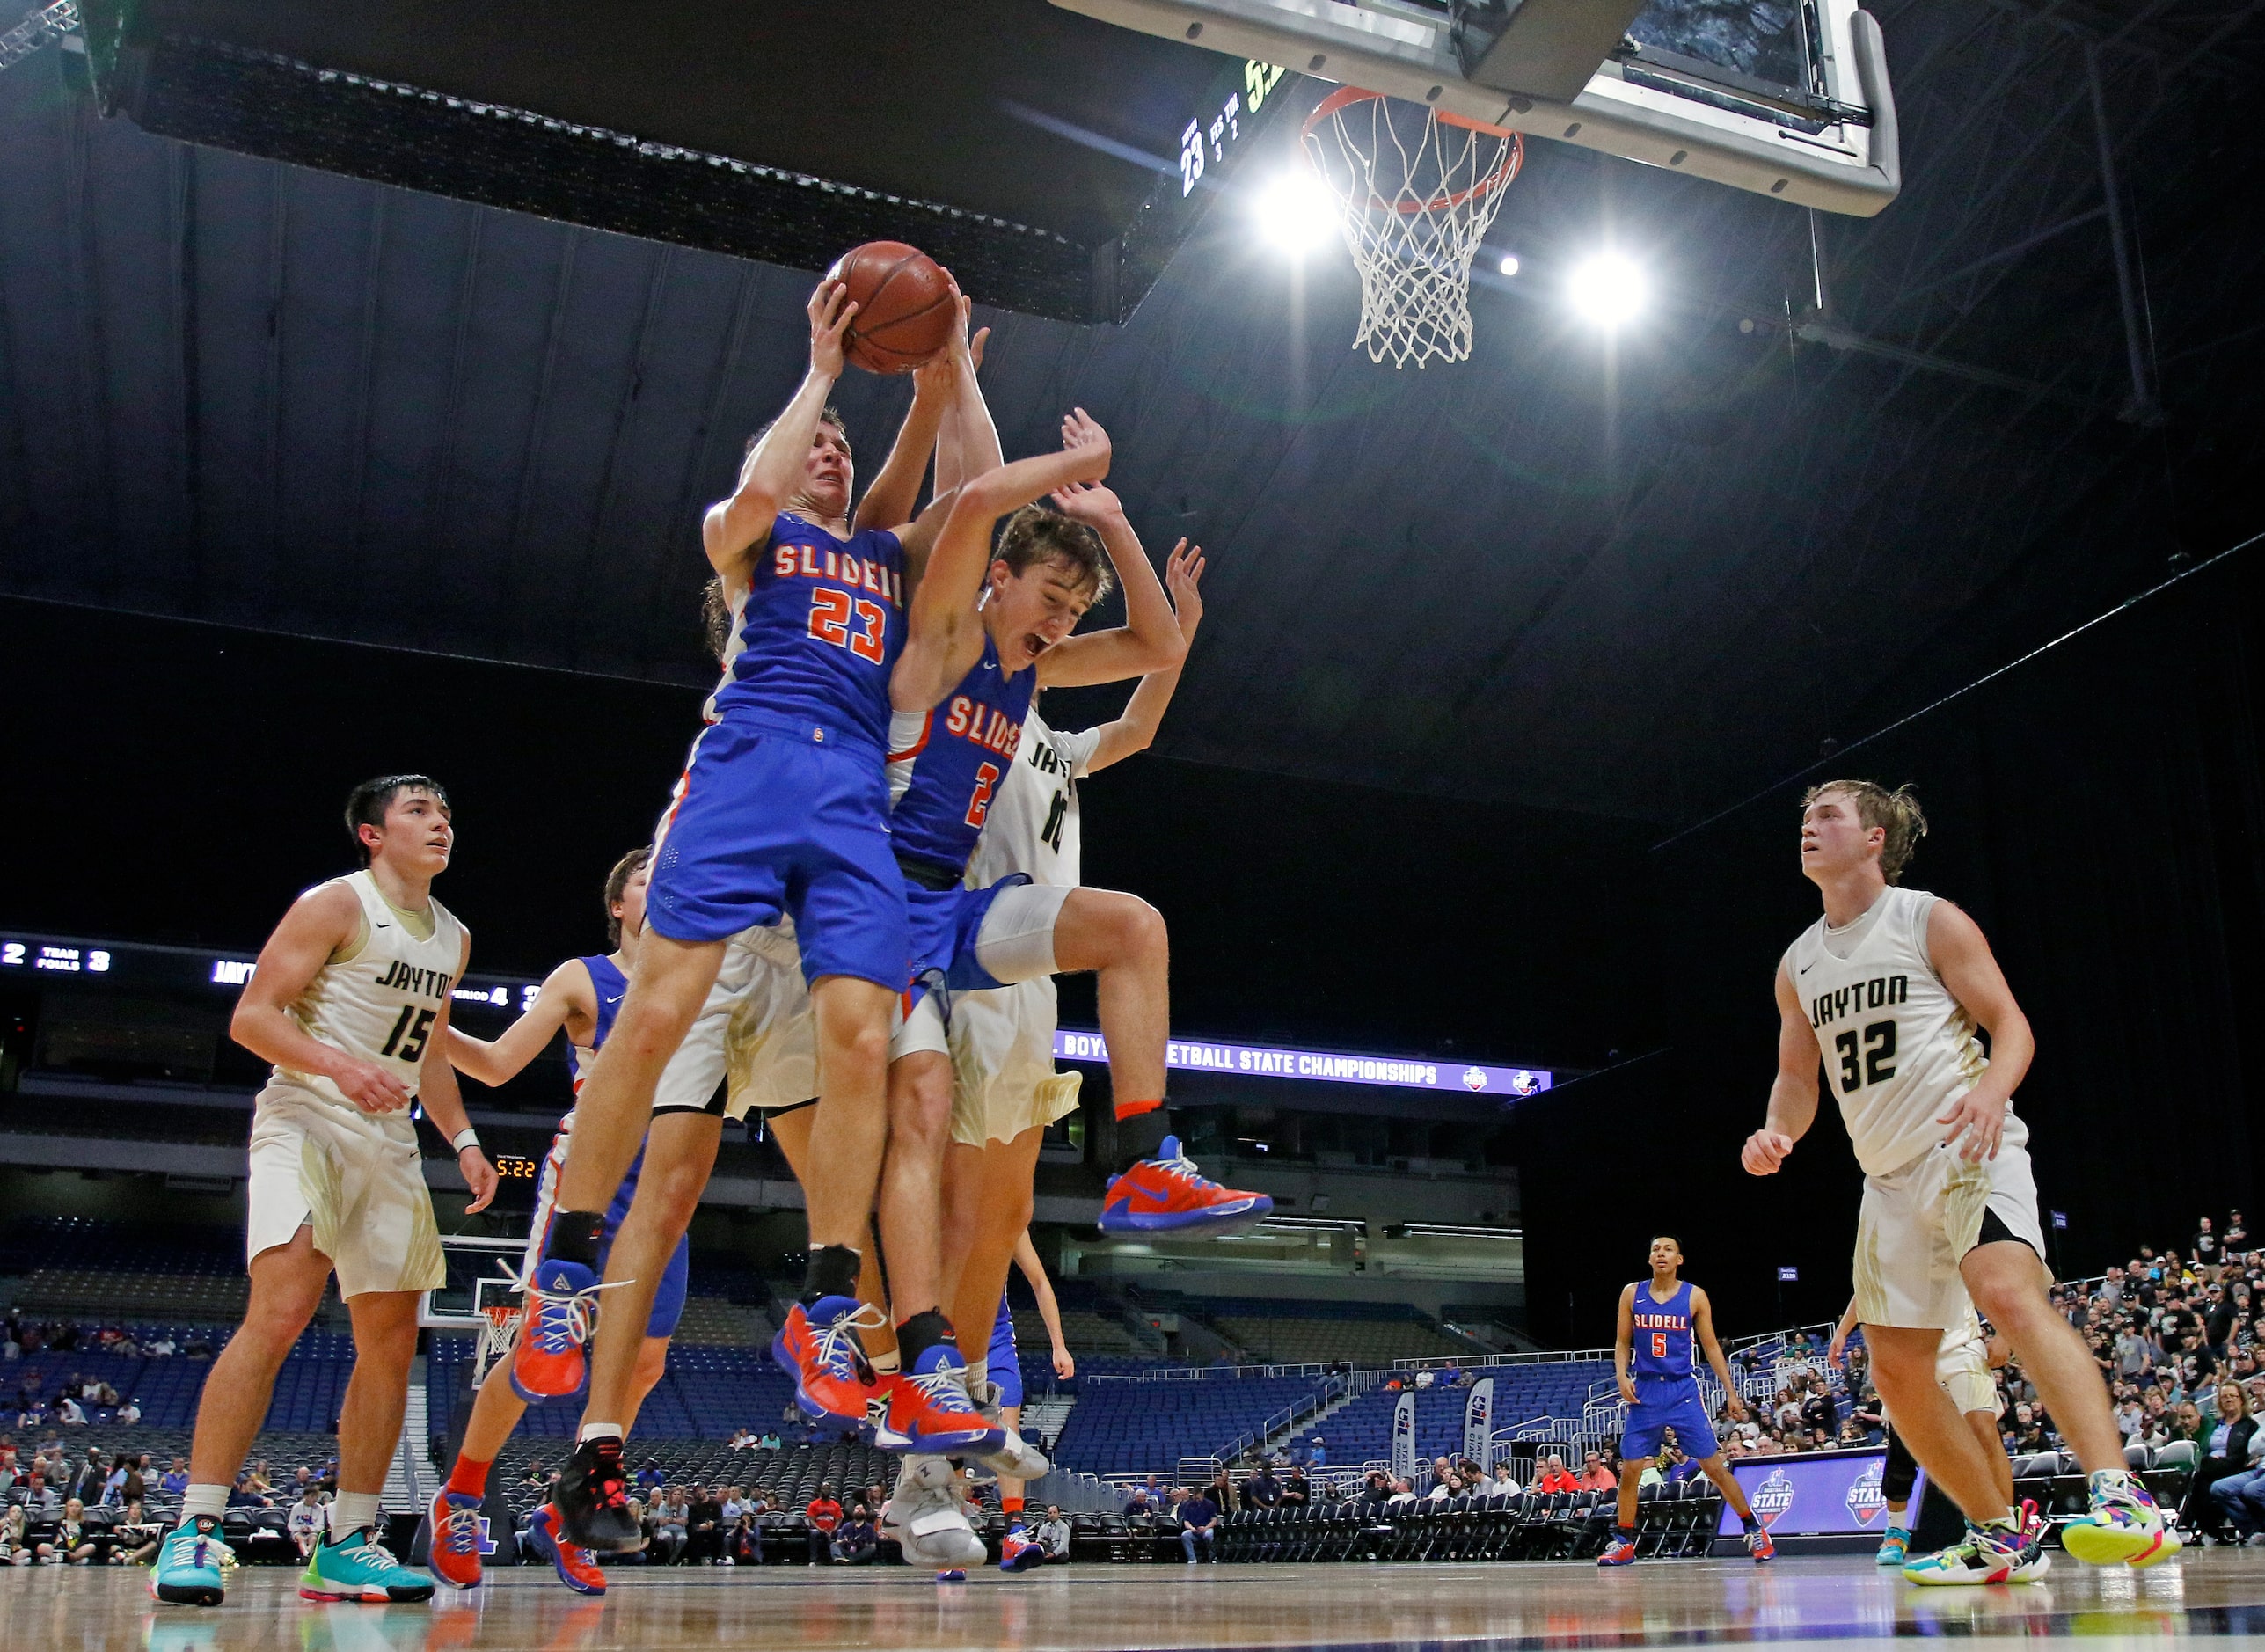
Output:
[1390, 1390, 1418, 1483]
[1464, 1378, 1494, 1473]
[1714, 1449, 1918, 1538]
[1054, 1028, 1551, 1100]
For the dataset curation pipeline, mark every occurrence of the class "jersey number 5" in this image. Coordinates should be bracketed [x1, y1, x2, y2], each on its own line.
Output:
[807, 588, 888, 663]
[1650, 1332, 1667, 1359]
[964, 763, 1001, 830]
[1832, 1020, 1898, 1094]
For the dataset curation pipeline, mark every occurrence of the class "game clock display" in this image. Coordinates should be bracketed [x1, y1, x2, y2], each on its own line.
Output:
[487, 1152, 541, 1210]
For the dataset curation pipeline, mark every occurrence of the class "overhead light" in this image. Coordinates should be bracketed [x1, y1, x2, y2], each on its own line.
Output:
[1497, 252, 1520, 276]
[1386, 1222, 1525, 1240]
[1567, 252, 1647, 327]
[1254, 169, 1339, 256]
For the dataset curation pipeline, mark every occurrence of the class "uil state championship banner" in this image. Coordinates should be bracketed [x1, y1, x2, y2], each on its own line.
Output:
[1463, 1378, 1494, 1473]
[1390, 1389, 1418, 1483]
[1713, 1448, 1925, 1539]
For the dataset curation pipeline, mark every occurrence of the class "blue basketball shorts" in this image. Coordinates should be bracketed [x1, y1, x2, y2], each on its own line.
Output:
[527, 1128, 688, 1339]
[988, 1295, 1022, 1408]
[647, 712, 908, 992]
[893, 876, 1035, 1061]
[1620, 1376, 1718, 1461]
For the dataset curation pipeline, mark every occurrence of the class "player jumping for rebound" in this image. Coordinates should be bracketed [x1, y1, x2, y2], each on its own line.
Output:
[1597, 1236, 1772, 1567]
[1743, 781, 2173, 1584]
[427, 847, 686, 1596]
[151, 777, 498, 1608]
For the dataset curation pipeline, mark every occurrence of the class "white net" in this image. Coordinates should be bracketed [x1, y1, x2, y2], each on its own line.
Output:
[473, 1302, 522, 1385]
[1302, 90, 1523, 369]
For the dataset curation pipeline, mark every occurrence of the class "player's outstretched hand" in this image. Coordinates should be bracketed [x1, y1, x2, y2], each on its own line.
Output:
[334, 1058, 412, 1115]
[459, 1146, 500, 1214]
[1740, 1129, 1794, 1175]
[1165, 540, 1206, 635]
[1053, 1346, 1077, 1381]
[807, 278, 857, 378]
[1059, 406, 1111, 480]
[1937, 1089, 2006, 1161]
[1048, 479, 1126, 526]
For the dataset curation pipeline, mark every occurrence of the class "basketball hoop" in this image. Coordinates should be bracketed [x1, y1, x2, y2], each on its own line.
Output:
[1302, 88, 1524, 369]
[473, 1301, 523, 1385]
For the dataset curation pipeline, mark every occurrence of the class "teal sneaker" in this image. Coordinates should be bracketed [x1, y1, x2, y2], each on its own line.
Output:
[1875, 1525, 1910, 1567]
[149, 1516, 232, 1607]
[298, 1527, 436, 1604]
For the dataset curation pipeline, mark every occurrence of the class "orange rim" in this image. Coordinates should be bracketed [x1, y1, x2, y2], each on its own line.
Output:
[1302, 87, 1523, 216]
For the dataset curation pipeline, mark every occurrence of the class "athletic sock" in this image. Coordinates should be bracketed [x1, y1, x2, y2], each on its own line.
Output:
[869, 1347, 901, 1378]
[180, 1484, 229, 1524]
[579, 1422, 623, 1446]
[547, 1210, 605, 1268]
[963, 1355, 989, 1398]
[330, 1492, 381, 1539]
[800, 1245, 862, 1308]
[1739, 1512, 1759, 1532]
[1113, 1105, 1170, 1172]
[1615, 1523, 1636, 1539]
[897, 1310, 957, 1369]
[447, 1456, 492, 1499]
[1002, 1496, 1025, 1518]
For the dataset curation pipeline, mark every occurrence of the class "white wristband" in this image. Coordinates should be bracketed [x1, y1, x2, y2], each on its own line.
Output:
[451, 1129, 481, 1154]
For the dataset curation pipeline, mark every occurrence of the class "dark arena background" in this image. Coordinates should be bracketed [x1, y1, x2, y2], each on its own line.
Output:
[3, 2, 2264, 1648]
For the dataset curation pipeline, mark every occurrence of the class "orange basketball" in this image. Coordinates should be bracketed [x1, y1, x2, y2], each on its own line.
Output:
[825, 242, 956, 374]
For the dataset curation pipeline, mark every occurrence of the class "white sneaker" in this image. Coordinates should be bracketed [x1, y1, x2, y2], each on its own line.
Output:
[970, 1384, 1052, 1480]
[882, 1455, 986, 1570]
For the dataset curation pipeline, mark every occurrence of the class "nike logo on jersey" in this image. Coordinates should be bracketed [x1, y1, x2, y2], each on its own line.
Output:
[604, 995, 624, 1005]
[1798, 960, 1812, 973]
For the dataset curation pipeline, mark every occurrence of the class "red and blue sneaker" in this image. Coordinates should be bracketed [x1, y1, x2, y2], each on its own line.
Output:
[1100, 1137, 1272, 1236]
[426, 1488, 486, 1590]
[1597, 1531, 1639, 1568]
[772, 1296, 882, 1427]
[999, 1524, 1046, 1573]
[524, 1502, 609, 1596]
[1747, 1524, 1777, 1564]
[509, 1256, 618, 1404]
[878, 1345, 1005, 1455]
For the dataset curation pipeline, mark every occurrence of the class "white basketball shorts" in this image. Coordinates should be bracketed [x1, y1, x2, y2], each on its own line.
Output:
[946, 975, 1084, 1148]
[1852, 1107, 2048, 1330]
[892, 882, 1073, 1063]
[650, 922, 817, 1120]
[245, 1081, 444, 1298]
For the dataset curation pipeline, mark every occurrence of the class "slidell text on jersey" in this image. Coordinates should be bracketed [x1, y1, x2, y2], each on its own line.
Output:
[373, 960, 454, 1001]
[942, 696, 1022, 759]
[773, 541, 903, 606]
[1807, 974, 1909, 1029]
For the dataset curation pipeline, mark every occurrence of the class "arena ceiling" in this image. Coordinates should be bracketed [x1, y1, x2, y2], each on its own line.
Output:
[1, 0, 2261, 824]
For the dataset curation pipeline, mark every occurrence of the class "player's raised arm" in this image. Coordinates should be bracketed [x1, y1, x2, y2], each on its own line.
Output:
[1742, 961, 1820, 1175]
[1927, 900, 2035, 1163]
[892, 411, 1111, 713]
[1033, 482, 1185, 690]
[704, 280, 856, 583]
[231, 883, 409, 1115]
[896, 302, 1002, 588]
[1614, 1283, 1638, 1406]
[446, 958, 595, 1089]
[1691, 1288, 1746, 1421]
[1087, 541, 1204, 774]
[410, 932, 497, 1213]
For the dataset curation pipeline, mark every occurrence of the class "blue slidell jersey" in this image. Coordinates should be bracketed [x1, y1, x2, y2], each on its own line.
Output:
[1630, 1279, 1695, 1380]
[886, 633, 1035, 877]
[705, 512, 907, 752]
[569, 954, 628, 1091]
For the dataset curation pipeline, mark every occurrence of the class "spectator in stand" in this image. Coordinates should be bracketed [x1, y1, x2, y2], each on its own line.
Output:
[1034, 1505, 1072, 1561]
[54, 1497, 97, 1564]
[2, 1504, 35, 1566]
[1490, 1462, 1523, 1494]
[1414, 1369, 1436, 1390]
[1576, 1451, 1617, 1492]
[287, 1487, 328, 1558]
[727, 1509, 763, 1566]
[1240, 1462, 1282, 1509]
[1800, 1379, 1838, 1438]
[832, 1505, 880, 1565]
[2182, 1383, 2261, 1541]
[116, 1397, 140, 1426]
[651, 1488, 691, 1565]
[2197, 1218, 2222, 1273]
[1281, 1467, 1311, 1509]
[637, 1458, 667, 1495]
[727, 1427, 756, 1450]
[1309, 1436, 1328, 1469]
[687, 1486, 724, 1564]
[55, 1393, 84, 1426]
[2230, 1213, 2249, 1254]
[1535, 1456, 1578, 1495]
[1178, 1487, 1220, 1563]
[1208, 1468, 1235, 1513]
[805, 1484, 842, 1567]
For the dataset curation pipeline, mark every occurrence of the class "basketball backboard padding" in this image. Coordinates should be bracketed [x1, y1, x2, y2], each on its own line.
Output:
[1049, 0, 1900, 216]
[1454, 0, 1652, 106]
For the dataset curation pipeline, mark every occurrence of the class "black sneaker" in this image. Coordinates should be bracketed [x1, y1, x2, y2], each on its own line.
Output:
[555, 1436, 646, 1553]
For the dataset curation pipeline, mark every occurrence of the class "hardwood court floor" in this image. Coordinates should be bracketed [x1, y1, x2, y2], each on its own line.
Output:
[21, 1549, 2265, 1651]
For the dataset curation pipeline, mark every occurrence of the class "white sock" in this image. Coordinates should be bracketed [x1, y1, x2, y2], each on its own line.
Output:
[180, 1484, 228, 1524]
[869, 1348, 901, 1377]
[580, 1422, 623, 1445]
[330, 1492, 380, 1539]
[963, 1356, 988, 1398]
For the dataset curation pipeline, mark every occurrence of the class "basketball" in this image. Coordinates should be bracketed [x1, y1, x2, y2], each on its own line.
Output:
[825, 241, 956, 373]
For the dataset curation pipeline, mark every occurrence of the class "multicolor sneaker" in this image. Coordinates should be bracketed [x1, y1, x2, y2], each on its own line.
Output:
[772, 1296, 882, 1426]
[553, 1436, 645, 1553]
[524, 1502, 607, 1596]
[1903, 1503, 2049, 1586]
[999, 1524, 1046, 1573]
[1597, 1532, 1639, 1567]
[425, 1488, 486, 1590]
[1100, 1137, 1273, 1235]
[879, 1345, 1005, 1455]
[1876, 1525, 1911, 1567]
[2062, 1471, 2179, 1568]
[509, 1256, 620, 1404]
[298, 1527, 437, 1603]
[149, 1516, 232, 1607]
[1747, 1524, 1776, 1563]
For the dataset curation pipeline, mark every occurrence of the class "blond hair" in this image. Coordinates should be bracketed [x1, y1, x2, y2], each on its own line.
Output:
[1803, 780, 1928, 883]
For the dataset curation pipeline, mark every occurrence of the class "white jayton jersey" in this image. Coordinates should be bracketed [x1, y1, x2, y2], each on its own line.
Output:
[274, 870, 464, 1109]
[1782, 885, 1991, 1177]
[964, 708, 1101, 889]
